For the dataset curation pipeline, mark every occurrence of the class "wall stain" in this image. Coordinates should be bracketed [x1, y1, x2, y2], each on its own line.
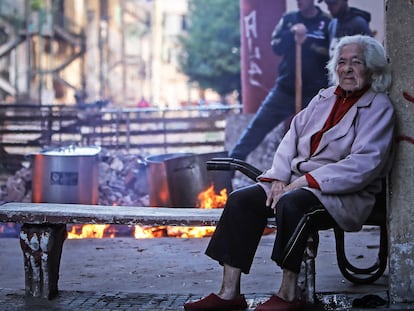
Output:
[396, 135, 414, 144]
[403, 91, 414, 103]
[396, 91, 414, 144]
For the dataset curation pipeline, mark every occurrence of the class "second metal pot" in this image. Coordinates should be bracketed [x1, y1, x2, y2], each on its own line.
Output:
[146, 151, 232, 208]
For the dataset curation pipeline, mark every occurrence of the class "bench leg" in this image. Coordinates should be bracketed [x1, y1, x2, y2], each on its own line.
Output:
[19, 224, 67, 299]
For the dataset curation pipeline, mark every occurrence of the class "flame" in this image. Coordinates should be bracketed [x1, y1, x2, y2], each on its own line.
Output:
[196, 184, 227, 209]
[134, 226, 169, 238]
[133, 185, 227, 238]
[166, 226, 216, 238]
[67, 186, 228, 239]
[133, 225, 216, 239]
[67, 224, 116, 239]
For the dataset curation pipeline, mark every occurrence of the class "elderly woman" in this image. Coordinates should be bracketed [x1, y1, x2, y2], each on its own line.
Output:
[184, 35, 394, 311]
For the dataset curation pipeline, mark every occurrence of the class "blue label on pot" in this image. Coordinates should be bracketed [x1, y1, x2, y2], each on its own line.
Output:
[50, 172, 78, 186]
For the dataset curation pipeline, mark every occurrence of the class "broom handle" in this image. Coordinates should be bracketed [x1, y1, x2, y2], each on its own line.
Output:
[295, 42, 302, 114]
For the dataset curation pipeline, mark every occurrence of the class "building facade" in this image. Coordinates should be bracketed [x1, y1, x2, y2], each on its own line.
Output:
[0, 0, 224, 107]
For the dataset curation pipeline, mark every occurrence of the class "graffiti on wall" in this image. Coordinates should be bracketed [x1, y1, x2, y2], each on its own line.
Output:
[244, 10, 265, 89]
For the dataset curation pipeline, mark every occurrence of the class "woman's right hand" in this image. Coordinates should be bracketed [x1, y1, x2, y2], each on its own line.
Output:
[266, 180, 287, 211]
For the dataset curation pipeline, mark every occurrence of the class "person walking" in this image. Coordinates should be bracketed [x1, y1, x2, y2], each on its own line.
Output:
[229, 0, 331, 162]
[320, 0, 372, 55]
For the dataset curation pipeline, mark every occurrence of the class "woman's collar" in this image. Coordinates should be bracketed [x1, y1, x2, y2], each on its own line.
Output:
[334, 84, 371, 98]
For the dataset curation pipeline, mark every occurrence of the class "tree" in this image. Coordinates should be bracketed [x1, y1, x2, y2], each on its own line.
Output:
[178, 0, 241, 102]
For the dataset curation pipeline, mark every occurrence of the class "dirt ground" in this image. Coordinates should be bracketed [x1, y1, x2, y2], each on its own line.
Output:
[0, 229, 387, 296]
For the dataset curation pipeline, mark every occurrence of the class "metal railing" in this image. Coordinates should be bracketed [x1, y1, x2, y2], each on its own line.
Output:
[0, 103, 242, 160]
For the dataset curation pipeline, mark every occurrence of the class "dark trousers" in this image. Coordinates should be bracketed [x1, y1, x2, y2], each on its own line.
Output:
[205, 184, 336, 274]
[229, 85, 317, 161]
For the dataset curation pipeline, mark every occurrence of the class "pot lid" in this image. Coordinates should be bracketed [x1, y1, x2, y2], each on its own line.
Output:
[41, 145, 101, 156]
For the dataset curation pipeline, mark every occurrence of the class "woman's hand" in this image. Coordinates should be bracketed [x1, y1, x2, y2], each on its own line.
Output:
[266, 176, 309, 212]
[284, 175, 308, 192]
[266, 180, 287, 211]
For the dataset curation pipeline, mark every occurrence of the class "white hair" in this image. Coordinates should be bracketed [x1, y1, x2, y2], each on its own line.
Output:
[327, 35, 392, 92]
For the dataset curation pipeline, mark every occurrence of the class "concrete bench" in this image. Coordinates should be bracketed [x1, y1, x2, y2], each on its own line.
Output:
[0, 202, 223, 299]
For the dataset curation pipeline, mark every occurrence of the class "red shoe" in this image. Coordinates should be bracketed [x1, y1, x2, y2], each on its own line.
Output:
[184, 293, 248, 311]
[254, 295, 304, 311]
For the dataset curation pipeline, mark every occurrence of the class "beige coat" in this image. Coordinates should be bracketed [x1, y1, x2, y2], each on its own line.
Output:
[258, 86, 395, 231]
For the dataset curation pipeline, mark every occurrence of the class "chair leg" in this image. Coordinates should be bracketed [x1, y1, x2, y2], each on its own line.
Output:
[298, 233, 318, 304]
[334, 225, 387, 284]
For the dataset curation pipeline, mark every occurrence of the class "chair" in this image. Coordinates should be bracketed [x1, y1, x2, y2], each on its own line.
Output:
[206, 157, 387, 302]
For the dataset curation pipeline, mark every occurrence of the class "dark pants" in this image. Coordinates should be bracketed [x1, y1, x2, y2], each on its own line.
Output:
[205, 184, 336, 274]
[229, 85, 317, 161]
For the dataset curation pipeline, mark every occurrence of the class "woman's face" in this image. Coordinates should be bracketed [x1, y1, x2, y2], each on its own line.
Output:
[336, 43, 371, 92]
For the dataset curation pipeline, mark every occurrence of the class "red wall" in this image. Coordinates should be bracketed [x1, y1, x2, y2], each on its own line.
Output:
[240, 0, 286, 113]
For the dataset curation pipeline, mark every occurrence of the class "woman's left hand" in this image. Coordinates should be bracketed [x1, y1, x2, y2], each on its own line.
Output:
[267, 176, 309, 212]
[284, 176, 308, 192]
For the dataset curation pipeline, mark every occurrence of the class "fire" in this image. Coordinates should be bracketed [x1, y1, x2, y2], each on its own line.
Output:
[134, 185, 226, 238]
[67, 224, 116, 239]
[67, 185, 228, 239]
[196, 184, 227, 209]
[133, 225, 216, 239]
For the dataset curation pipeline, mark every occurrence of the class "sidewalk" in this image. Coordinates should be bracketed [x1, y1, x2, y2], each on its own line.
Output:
[0, 228, 411, 310]
[0, 289, 402, 311]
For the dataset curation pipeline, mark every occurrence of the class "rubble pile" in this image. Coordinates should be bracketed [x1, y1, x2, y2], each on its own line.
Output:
[0, 166, 32, 203]
[98, 150, 149, 206]
[0, 150, 150, 206]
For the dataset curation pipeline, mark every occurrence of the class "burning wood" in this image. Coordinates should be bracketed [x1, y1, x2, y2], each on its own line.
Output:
[67, 224, 114, 239]
[133, 225, 216, 239]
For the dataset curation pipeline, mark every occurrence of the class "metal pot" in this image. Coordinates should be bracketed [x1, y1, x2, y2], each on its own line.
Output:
[31, 145, 101, 204]
[145, 151, 232, 207]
